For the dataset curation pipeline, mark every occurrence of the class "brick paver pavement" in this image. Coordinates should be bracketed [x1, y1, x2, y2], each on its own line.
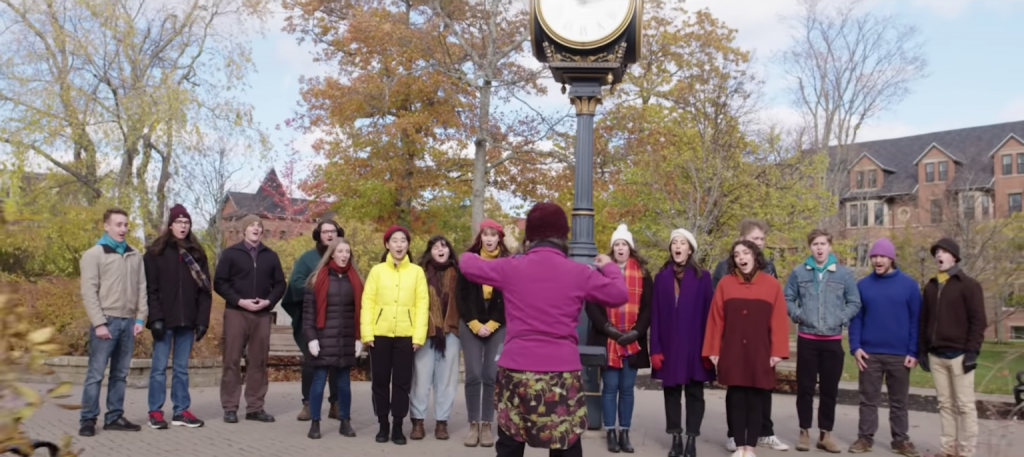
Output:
[20, 382, 1024, 457]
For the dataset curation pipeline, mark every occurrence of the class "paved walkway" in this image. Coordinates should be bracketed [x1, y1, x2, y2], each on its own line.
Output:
[21, 382, 1024, 457]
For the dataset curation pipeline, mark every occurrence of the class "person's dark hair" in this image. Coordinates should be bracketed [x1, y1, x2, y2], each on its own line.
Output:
[727, 240, 767, 280]
[466, 226, 511, 257]
[660, 239, 703, 278]
[527, 237, 569, 255]
[607, 243, 650, 276]
[313, 220, 344, 244]
[417, 235, 458, 268]
[103, 207, 128, 223]
[806, 228, 832, 246]
[147, 228, 206, 262]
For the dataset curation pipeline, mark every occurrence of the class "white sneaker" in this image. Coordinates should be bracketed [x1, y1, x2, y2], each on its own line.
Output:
[730, 450, 746, 457]
[758, 435, 790, 451]
[726, 437, 738, 452]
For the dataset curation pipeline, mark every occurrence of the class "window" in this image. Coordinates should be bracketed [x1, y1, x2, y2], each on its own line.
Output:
[982, 194, 990, 218]
[1011, 193, 1023, 214]
[874, 202, 885, 226]
[279, 230, 286, 240]
[1012, 326, 1024, 341]
[962, 194, 975, 221]
[1018, 153, 1024, 174]
[848, 202, 869, 227]
[938, 161, 948, 181]
[868, 170, 877, 188]
[930, 199, 943, 224]
[925, 163, 935, 182]
[855, 243, 870, 268]
[856, 171, 864, 189]
[1004, 155, 1013, 176]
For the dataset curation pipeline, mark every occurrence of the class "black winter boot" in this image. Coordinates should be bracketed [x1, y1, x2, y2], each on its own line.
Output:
[375, 417, 390, 443]
[683, 435, 697, 457]
[391, 417, 407, 445]
[619, 429, 635, 453]
[606, 429, 620, 453]
[307, 420, 321, 439]
[668, 433, 684, 457]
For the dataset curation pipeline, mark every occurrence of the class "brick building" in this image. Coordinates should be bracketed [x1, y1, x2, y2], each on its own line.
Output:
[833, 120, 1024, 341]
[218, 168, 327, 245]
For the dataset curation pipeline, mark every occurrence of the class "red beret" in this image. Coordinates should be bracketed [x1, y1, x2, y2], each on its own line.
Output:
[524, 202, 569, 242]
[383, 225, 411, 246]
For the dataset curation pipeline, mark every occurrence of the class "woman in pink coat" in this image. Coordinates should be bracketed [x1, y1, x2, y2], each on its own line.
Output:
[459, 202, 628, 457]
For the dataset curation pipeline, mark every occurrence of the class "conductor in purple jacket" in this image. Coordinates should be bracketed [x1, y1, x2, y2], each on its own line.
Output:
[459, 202, 628, 457]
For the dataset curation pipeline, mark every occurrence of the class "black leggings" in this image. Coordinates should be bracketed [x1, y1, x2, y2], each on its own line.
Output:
[796, 336, 845, 431]
[496, 427, 582, 457]
[726, 386, 769, 448]
[370, 336, 414, 420]
[663, 382, 705, 436]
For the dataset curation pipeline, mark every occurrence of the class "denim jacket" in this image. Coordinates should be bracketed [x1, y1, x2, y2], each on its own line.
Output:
[784, 262, 862, 336]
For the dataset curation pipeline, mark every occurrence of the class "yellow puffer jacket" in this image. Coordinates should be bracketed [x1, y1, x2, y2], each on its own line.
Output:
[360, 253, 429, 345]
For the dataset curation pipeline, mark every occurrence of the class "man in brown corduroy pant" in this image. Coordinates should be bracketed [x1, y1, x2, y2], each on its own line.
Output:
[213, 215, 286, 424]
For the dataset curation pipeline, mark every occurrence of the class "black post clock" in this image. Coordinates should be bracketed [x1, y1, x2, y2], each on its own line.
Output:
[531, 0, 642, 431]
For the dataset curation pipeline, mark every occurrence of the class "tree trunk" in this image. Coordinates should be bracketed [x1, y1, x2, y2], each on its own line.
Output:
[470, 80, 492, 236]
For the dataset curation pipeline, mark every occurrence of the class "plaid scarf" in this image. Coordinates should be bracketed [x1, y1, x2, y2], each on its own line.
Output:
[607, 257, 643, 368]
[178, 247, 210, 291]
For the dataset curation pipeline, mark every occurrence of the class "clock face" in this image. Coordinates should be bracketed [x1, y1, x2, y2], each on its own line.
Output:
[536, 0, 634, 49]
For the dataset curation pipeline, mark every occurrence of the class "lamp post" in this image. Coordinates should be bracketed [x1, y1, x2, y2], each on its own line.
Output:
[530, 0, 642, 429]
[918, 248, 927, 287]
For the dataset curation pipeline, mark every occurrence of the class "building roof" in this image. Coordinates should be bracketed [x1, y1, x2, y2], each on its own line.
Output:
[222, 169, 314, 220]
[837, 120, 1024, 200]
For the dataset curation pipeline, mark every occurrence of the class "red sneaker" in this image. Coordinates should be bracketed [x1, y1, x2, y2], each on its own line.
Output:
[148, 411, 168, 430]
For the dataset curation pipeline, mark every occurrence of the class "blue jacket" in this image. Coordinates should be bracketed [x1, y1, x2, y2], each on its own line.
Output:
[785, 255, 862, 336]
[849, 268, 921, 357]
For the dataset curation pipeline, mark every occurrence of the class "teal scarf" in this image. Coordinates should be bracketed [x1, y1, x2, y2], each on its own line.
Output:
[804, 253, 837, 290]
[98, 233, 127, 255]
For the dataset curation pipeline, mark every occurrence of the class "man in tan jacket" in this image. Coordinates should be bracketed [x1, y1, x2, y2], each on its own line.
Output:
[78, 208, 148, 437]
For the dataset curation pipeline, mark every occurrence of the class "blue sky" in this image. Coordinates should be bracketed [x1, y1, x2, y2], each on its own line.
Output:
[241, 0, 1024, 192]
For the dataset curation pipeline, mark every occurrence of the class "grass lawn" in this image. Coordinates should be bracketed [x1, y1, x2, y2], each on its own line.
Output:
[799, 337, 1024, 395]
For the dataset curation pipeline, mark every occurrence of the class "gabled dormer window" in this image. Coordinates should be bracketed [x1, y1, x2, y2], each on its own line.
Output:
[938, 161, 948, 181]
[856, 171, 864, 189]
[925, 163, 935, 183]
[868, 170, 877, 188]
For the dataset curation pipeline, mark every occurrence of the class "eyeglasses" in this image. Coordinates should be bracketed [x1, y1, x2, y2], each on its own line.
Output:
[172, 220, 191, 227]
[320, 229, 337, 235]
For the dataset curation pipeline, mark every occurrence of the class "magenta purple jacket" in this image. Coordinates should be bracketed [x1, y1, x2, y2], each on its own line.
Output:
[459, 246, 629, 372]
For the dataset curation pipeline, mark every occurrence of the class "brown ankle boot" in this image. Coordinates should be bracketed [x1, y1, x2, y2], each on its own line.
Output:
[817, 431, 842, 453]
[464, 422, 479, 447]
[435, 421, 449, 440]
[297, 401, 311, 421]
[328, 401, 339, 420]
[479, 422, 494, 447]
[796, 429, 810, 452]
[410, 418, 425, 440]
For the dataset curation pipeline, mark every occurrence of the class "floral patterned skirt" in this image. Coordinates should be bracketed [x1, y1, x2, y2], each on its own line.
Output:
[495, 368, 587, 449]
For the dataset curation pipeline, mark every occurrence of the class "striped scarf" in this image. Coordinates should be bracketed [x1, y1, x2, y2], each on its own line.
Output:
[607, 257, 642, 368]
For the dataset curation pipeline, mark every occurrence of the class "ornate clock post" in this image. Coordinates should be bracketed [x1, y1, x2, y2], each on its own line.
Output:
[531, 0, 642, 430]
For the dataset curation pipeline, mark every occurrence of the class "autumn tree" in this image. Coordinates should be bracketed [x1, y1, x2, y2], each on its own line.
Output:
[778, 0, 928, 198]
[283, 0, 473, 231]
[0, 0, 271, 239]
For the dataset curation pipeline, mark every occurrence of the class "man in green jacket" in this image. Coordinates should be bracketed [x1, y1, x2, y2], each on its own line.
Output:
[283, 220, 344, 421]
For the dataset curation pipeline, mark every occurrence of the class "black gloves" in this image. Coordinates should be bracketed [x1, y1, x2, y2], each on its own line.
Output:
[195, 326, 208, 342]
[617, 330, 640, 346]
[150, 320, 165, 341]
[919, 355, 930, 373]
[963, 352, 978, 374]
[603, 323, 625, 340]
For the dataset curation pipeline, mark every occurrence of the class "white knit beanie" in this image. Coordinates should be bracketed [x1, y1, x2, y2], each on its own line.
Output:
[669, 228, 698, 252]
[610, 224, 634, 249]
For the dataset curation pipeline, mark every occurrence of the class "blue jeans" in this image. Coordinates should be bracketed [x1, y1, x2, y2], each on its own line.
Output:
[310, 366, 351, 421]
[80, 317, 135, 425]
[147, 327, 195, 415]
[601, 359, 638, 429]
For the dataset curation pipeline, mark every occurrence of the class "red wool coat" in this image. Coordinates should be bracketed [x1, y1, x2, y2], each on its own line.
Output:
[702, 271, 790, 390]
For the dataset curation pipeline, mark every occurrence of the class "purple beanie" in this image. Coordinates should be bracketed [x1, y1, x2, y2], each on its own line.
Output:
[868, 237, 896, 261]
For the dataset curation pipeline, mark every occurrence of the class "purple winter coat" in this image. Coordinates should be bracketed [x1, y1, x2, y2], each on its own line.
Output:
[650, 264, 716, 387]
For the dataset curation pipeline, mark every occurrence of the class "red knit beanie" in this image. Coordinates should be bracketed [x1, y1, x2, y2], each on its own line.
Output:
[168, 204, 191, 227]
[479, 218, 505, 239]
[524, 202, 569, 242]
[383, 225, 411, 246]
